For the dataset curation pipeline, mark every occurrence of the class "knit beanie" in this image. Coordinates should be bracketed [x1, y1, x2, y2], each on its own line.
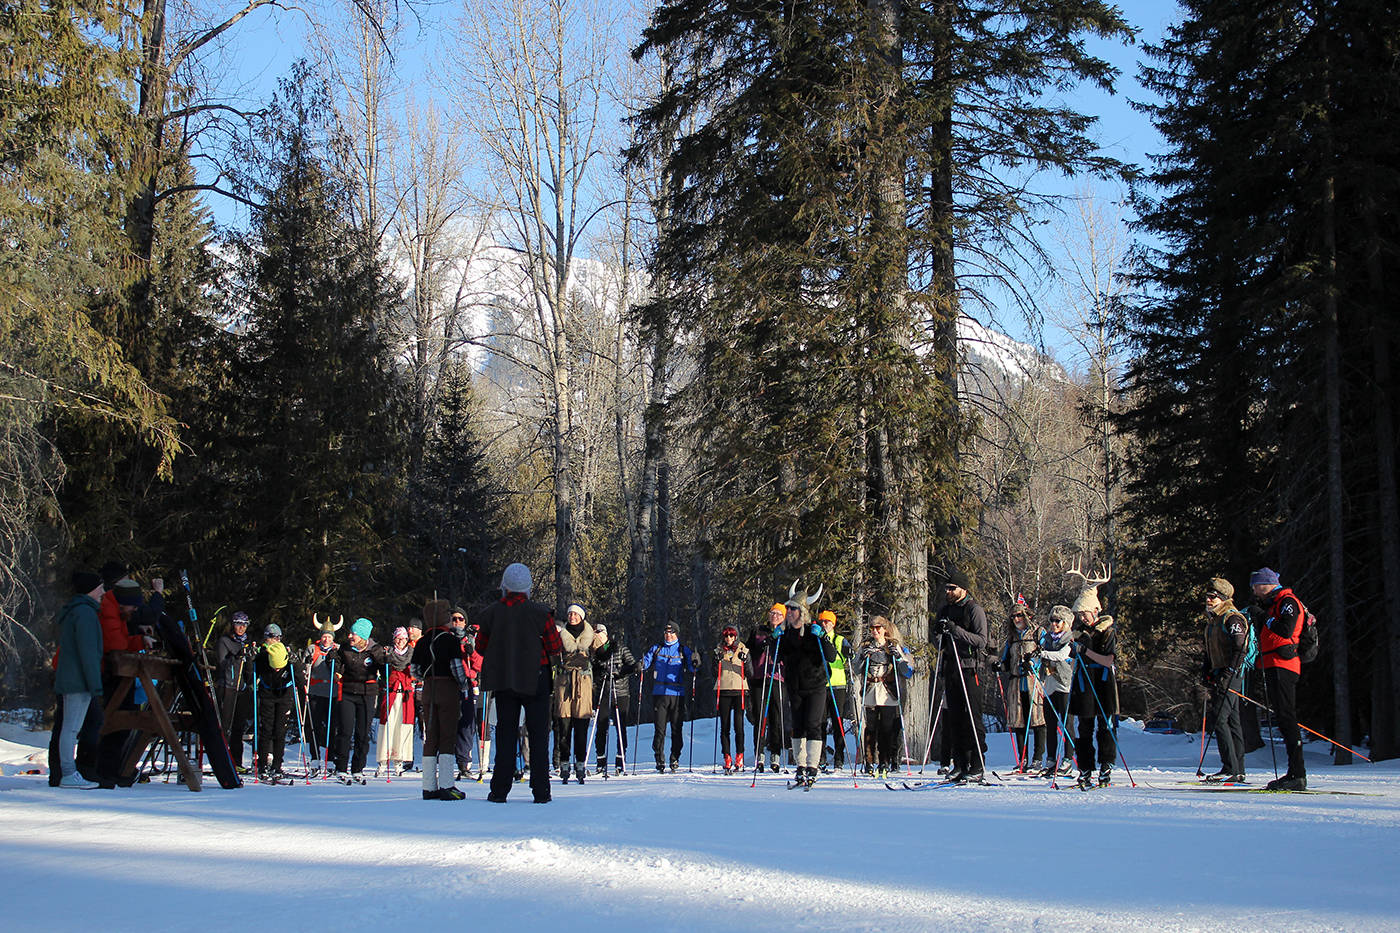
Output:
[501, 562, 533, 595]
[352, 618, 373, 641]
[71, 569, 102, 595]
[264, 641, 289, 670]
[113, 577, 143, 607]
[1249, 567, 1280, 587]
[944, 568, 971, 591]
[566, 604, 586, 621]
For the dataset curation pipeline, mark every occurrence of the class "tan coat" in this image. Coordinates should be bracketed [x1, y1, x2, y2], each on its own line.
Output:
[553, 622, 596, 718]
[716, 643, 751, 692]
[999, 624, 1046, 729]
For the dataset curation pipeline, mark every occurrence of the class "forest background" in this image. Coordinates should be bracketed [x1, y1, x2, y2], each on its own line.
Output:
[3, 0, 1397, 760]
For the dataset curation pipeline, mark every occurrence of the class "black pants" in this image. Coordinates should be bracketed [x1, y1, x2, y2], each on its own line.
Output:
[945, 664, 985, 770]
[594, 692, 630, 764]
[218, 686, 253, 768]
[717, 692, 747, 757]
[306, 693, 337, 763]
[755, 680, 788, 756]
[256, 689, 293, 771]
[826, 687, 847, 764]
[1211, 674, 1245, 775]
[1014, 689, 1046, 766]
[335, 692, 372, 774]
[791, 689, 826, 740]
[455, 691, 477, 770]
[652, 694, 684, 764]
[559, 716, 590, 765]
[1075, 713, 1116, 771]
[865, 706, 901, 768]
[1265, 667, 1305, 777]
[48, 688, 103, 785]
[1043, 691, 1071, 765]
[490, 667, 552, 801]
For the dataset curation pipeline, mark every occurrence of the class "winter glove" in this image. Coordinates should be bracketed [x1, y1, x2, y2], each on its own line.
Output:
[811, 623, 824, 637]
[714, 646, 724, 660]
[931, 618, 949, 637]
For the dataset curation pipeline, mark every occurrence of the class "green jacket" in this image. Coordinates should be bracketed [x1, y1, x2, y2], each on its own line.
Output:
[55, 594, 104, 696]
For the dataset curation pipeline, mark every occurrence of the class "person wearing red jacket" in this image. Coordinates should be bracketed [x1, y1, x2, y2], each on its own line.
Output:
[1251, 567, 1307, 790]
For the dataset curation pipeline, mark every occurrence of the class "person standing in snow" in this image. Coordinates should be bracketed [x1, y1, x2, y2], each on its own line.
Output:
[642, 622, 698, 772]
[997, 599, 1046, 773]
[215, 611, 255, 772]
[781, 589, 837, 787]
[554, 604, 597, 783]
[931, 569, 989, 782]
[412, 600, 467, 800]
[303, 617, 340, 771]
[1200, 577, 1248, 783]
[818, 610, 850, 772]
[1251, 567, 1307, 791]
[334, 618, 384, 781]
[854, 616, 913, 778]
[478, 562, 562, 803]
[592, 624, 638, 774]
[1067, 568, 1118, 789]
[713, 625, 752, 773]
[53, 570, 106, 789]
[747, 608, 789, 771]
[377, 625, 416, 777]
[1037, 606, 1076, 777]
[253, 623, 296, 779]
[453, 612, 483, 779]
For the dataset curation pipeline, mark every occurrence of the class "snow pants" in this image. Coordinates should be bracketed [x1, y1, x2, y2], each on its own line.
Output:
[1265, 667, 1305, 778]
[335, 692, 372, 774]
[864, 705, 901, 769]
[594, 691, 630, 766]
[717, 692, 746, 757]
[945, 664, 986, 770]
[1043, 690, 1071, 765]
[256, 688, 293, 771]
[825, 686, 847, 765]
[454, 690, 477, 770]
[652, 694, 684, 765]
[489, 666, 553, 802]
[1211, 674, 1245, 775]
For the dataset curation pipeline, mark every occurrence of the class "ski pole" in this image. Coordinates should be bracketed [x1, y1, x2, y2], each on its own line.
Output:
[1073, 646, 1136, 786]
[939, 632, 987, 778]
[478, 690, 491, 783]
[1228, 687, 1371, 762]
[631, 670, 644, 767]
[322, 658, 335, 779]
[687, 667, 697, 773]
[712, 654, 722, 773]
[252, 662, 260, 783]
[992, 660, 1015, 767]
[1039, 674, 1074, 788]
[890, 640, 916, 776]
[815, 628, 853, 786]
[918, 644, 944, 772]
[288, 663, 311, 783]
[750, 635, 782, 787]
[383, 660, 393, 783]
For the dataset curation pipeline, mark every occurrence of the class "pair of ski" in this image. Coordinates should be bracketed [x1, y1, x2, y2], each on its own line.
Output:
[886, 777, 998, 791]
[1163, 780, 1375, 797]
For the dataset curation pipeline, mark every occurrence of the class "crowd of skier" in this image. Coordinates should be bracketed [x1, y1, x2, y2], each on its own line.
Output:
[47, 556, 1321, 797]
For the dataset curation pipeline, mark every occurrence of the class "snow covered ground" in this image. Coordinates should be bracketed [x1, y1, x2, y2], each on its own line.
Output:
[2, 716, 1397, 932]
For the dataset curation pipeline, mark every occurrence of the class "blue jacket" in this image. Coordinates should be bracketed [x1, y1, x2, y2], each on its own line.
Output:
[642, 640, 697, 696]
[55, 594, 104, 696]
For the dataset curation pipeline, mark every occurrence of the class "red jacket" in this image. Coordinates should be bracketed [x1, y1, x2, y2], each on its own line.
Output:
[1258, 587, 1304, 675]
[98, 590, 145, 655]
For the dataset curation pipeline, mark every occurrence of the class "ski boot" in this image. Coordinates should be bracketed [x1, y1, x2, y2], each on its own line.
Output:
[723, 753, 733, 774]
[614, 757, 625, 775]
[1098, 766, 1112, 788]
[1030, 758, 1044, 774]
[560, 762, 571, 784]
[669, 759, 679, 773]
[1058, 758, 1076, 776]
[768, 753, 781, 773]
[1076, 770, 1094, 790]
[656, 760, 666, 774]
[1267, 774, 1307, 791]
[804, 767, 817, 788]
[1204, 769, 1232, 783]
[575, 761, 586, 784]
[735, 753, 744, 771]
[756, 759, 765, 773]
[596, 759, 608, 778]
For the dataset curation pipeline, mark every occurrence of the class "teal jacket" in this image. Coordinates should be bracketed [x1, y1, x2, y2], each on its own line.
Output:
[55, 594, 104, 696]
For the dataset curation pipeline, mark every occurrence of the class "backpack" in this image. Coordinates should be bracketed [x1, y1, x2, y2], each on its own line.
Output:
[1230, 610, 1259, 672]
[1296, 602, 1320, 664]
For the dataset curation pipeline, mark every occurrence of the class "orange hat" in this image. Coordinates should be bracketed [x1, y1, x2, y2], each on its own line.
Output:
[770, 603, 787, 615]
[818, 610, 837, 624]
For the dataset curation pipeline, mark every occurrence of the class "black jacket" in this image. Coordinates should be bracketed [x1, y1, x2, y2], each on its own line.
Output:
[782, 625, 836, 695]
[592, 640, 640, 698]
[935, 597, 988, 668]
[215, 633, 254, 689]
[254, 647, 294, 693]
[337, 641, 384, 696]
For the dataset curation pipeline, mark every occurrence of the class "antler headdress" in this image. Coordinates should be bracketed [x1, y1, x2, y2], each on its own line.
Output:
[1066, 559, 1111, 615]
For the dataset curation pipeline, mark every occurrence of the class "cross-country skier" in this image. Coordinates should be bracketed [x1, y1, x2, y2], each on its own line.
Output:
[747, 608, 789, 772]
[642, 622, 698, 772]
[334, 618, 384, 782]
[1037, 606, 1076, 778]
[592, 624, 639, 774]
[555, 604, 597, 783]
[781, 587, 836, 787]
[215, 611, 255, 773]
[303, 616, 341, 772]
[854, 616, 913, 778]
[932, 569, 989, 783]
[377, 625, 416, 777]
[254, 623, 295, 780]
[1201, 577, 1248, 783]
[997, 599, 1046, 772]
[713, 625, 752, 772]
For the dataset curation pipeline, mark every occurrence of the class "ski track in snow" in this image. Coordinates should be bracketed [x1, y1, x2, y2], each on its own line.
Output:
[2, 719, 1397, 932]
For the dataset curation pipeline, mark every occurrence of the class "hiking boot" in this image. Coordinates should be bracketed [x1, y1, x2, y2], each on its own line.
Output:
[1267, 774, 1307, 792]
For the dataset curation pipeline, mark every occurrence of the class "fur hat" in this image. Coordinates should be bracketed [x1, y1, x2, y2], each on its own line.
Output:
[1207, 577, 1234, 599]
[501, 562, 533, 595]
[1049, 605, 1074, 625]
[422, 598, 453, 630]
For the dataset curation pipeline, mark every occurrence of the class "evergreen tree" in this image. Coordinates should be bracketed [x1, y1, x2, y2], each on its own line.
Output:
[219, 78, 408, 633]
[414, 362, 499, 607]
[1123, 0, 1400, 755]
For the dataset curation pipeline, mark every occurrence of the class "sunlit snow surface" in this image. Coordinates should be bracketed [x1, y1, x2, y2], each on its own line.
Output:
[2, 717, 1396, 931]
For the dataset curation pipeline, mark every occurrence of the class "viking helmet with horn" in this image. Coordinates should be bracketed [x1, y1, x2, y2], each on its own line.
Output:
[785, 579, 823, 626]
[313, 613, 344, 636]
